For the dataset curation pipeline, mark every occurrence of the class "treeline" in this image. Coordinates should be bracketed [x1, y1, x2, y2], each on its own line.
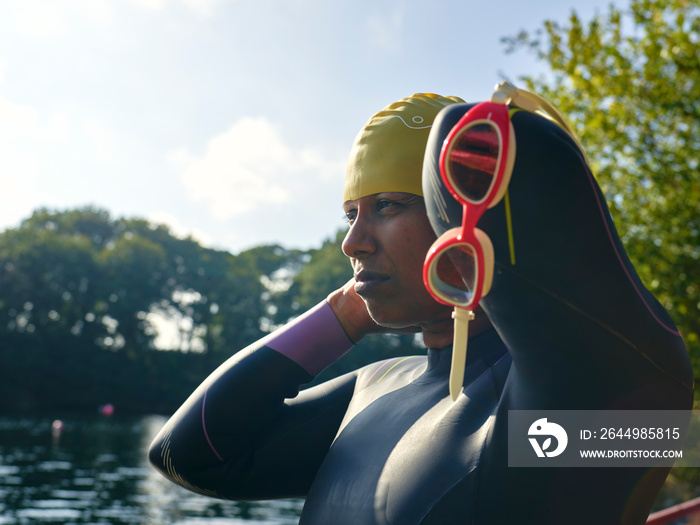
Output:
[0, 208, 416, 414]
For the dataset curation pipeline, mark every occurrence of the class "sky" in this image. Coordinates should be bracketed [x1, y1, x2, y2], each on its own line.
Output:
[0, 0, 624, 255]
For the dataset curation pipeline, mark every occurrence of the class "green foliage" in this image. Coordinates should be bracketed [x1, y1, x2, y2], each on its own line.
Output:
[0, 211, 419, 413]
[502, 0, 700, 391]
[0, 207, 283, 413]
[277, 229, 351, 318]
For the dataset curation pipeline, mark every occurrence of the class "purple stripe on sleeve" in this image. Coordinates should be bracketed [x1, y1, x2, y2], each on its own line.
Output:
[265, 300, 355, 376]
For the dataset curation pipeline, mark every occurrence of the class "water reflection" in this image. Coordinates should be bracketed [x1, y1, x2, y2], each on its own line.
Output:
[0, 415, 303, 524]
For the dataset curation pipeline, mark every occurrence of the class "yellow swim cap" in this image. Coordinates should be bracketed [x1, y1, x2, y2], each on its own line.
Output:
[343, 93, 465, 203]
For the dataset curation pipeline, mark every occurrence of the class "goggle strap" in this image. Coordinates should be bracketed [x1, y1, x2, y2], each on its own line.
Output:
[492, 81, 588, 164]
[449, 307, 475, 401]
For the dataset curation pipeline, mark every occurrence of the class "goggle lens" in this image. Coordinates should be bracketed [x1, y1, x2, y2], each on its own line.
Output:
[447, 122, 500, 202]
[433, 244, 477, 306]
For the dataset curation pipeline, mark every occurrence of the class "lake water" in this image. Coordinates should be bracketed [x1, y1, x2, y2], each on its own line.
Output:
[0, 415, 304, 524]
[2, 414, 698, 524]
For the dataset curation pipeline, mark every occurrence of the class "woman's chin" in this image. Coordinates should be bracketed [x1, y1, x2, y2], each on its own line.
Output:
[366, 301, 452, 333]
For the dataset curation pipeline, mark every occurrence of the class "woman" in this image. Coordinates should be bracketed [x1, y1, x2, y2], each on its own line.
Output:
[149, 89, 692, 524]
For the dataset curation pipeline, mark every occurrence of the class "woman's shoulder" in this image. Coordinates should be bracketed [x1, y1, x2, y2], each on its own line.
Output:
[355, 354, 428, 391]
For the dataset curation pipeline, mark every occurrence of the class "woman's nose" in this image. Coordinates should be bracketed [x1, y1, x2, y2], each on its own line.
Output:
[342, 214, 377, 258]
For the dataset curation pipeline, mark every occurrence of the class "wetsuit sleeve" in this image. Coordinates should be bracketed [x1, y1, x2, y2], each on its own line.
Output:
[480, 111, 693, 411]
[148, 300, 358, 500]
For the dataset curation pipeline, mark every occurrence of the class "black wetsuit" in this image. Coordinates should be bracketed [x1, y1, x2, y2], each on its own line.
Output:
[149, 106, 693, 524]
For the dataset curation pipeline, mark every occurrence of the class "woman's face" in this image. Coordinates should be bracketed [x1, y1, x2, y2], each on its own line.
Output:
[342, 192, 453, 330]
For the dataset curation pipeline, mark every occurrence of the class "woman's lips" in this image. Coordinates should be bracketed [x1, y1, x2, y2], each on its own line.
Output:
[354, 270, 389, 296]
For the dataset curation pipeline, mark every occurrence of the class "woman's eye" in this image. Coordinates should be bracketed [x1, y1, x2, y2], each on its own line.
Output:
[376, 200, 397, 212]
[344, 210, 357, 224]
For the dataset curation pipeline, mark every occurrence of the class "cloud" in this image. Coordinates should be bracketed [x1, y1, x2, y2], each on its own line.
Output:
[0, 96, 72, 229]
[168, 116, 340, 221]
[8, 0, 116, 36]
[0, 172, 32, 231]
[127, 0, 169, 10]
[0, 96, 115, 169]
[6, 0, 226, 36]
[124, 0, 226, 16]
[0, 92, 125, 232]
[181, 0, 225, 17]
[0, 97, 70, 174]
[146, 211, 212, 246]
[83, 118, 117, 164]
[126, 0, 231, 17]
[0, 97, 39, 139]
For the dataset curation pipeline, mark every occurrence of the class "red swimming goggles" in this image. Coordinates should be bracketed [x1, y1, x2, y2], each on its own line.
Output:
[423, 81, 585, 401]
[423, 99, 515, 313]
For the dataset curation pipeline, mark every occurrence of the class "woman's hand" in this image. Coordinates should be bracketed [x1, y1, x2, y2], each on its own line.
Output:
[326, 279, 420, 343]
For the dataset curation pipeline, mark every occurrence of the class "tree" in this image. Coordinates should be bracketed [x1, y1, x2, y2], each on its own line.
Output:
[0, 208, 273, 412]
[502, 0, 700, 394]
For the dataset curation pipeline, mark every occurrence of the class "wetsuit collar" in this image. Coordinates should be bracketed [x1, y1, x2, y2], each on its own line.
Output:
[425, 328, 507, 376]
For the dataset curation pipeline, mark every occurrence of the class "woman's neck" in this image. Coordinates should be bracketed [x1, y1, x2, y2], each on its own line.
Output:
[421, 308, 493, 349]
